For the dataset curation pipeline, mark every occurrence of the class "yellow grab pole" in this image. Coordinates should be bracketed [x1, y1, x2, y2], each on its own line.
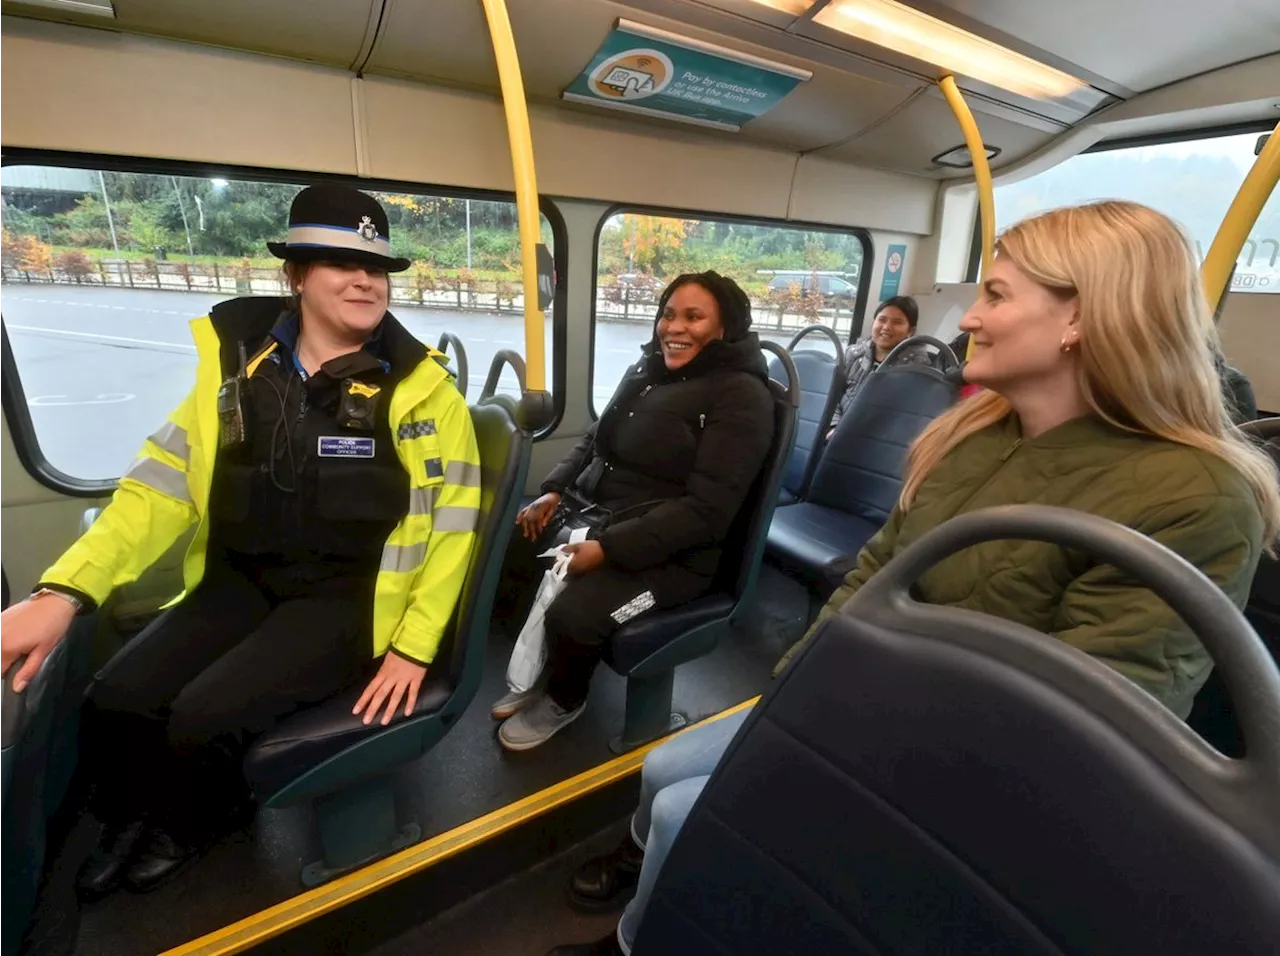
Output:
[1201, 119, 1280, 314]
[480, 0, 546, 394]
[938, 75, 995, 362]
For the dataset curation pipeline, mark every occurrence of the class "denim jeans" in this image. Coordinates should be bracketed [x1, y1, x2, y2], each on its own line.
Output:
[618, 706, 753, 952]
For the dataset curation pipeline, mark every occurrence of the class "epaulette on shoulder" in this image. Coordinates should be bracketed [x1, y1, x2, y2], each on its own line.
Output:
[424, 345, 457, 381]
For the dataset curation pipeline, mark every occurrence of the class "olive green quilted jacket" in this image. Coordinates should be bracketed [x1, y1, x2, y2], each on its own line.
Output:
[778, 414, 1266, 719]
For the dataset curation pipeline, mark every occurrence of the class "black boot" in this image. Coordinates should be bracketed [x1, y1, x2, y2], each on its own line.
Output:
[547, 931, 625, 956]
[567, 835, 644, 913]
[123, 826, 199, 893]
[75, 819, 147, 902]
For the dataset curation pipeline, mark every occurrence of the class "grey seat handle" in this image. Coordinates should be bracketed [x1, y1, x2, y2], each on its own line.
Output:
[882, 334, 959, 370]
[480, 350, 527, 401]
[786, 325, 845, 372]
[855, 504, 1280, 772]
[761, 340, 801, 408]
[435, 332, 469, 396]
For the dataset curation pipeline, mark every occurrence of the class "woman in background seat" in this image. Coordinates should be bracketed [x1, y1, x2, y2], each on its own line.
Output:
[826, 295, 930, 436]
[547, 199, 1279, 956]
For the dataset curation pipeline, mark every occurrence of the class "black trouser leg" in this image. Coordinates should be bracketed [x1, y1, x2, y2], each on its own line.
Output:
[160, 587, 373, 839]
[544, 566, 708, 711]
[83, 562, 272, 827]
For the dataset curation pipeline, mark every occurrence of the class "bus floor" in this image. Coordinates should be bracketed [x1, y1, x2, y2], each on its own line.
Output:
[23, 565, 811, 956]
[364, 820, 633, 956]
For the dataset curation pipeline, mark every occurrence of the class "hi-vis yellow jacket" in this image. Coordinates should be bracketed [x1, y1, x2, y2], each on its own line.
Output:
[40, 310, 481, 666]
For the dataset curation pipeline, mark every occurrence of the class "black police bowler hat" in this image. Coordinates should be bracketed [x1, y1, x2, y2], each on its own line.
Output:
[267, 184, 411, 273]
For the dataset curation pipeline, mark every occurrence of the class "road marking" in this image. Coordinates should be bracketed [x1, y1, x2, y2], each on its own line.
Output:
[6, 324, 195, 351]
[30, 393, 135, 407]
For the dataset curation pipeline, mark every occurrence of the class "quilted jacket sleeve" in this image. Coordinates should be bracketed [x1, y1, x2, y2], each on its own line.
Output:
[1050, 489, 1263, 719]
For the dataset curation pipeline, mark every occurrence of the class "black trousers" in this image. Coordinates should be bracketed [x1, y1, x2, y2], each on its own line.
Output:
[83, 558, 373, 838]
[503, 535, 710, 710]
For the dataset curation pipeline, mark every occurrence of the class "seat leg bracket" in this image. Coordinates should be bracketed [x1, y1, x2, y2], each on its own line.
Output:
[610, 670, 685, 754]
[300, 774, 420, 887]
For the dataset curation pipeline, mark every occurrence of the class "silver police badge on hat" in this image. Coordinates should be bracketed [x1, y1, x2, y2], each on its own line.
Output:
[357, 215, 378, 243]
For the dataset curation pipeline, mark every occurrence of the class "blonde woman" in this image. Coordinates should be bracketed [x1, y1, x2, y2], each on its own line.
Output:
[547, 200, 1280, 956]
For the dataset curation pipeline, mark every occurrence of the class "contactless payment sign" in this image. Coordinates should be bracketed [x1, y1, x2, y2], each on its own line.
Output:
[564, 19, 810, 131]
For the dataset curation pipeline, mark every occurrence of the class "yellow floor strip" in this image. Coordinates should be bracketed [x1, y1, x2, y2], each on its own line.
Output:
[163, 697, 760, 956]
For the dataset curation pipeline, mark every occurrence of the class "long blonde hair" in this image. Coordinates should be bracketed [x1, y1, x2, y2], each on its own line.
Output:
[901, 200, 1280, 547]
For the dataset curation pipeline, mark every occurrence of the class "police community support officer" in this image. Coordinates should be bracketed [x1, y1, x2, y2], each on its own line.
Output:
[0, 185, 482, 897]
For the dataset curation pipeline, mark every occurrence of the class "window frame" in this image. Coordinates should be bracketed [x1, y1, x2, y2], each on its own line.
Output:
[0, 147, 570, 496]
[587, 202, 873, 418]
[964, 119, 1279, 283]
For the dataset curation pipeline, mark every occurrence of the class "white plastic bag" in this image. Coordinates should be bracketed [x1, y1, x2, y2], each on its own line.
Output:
[505, 545, 574, 693]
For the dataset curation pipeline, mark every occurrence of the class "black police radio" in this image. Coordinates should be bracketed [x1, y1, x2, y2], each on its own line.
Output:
[217, 342, 250, 450]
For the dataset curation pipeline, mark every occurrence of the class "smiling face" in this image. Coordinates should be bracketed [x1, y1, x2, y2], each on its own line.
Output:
[870, 304, 914, 357]
[291, 260, 390, 341]
[959, 255, 1080, 388]
[656, 282, 726, 371]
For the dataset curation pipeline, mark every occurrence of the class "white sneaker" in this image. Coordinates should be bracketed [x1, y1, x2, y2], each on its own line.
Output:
[498, 696, 587, 751]
[490, 686, 543, 720]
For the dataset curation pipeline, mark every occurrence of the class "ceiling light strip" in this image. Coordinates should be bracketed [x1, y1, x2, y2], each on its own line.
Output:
[8, 0, 115, 17]
[812, 0, 1084, 100]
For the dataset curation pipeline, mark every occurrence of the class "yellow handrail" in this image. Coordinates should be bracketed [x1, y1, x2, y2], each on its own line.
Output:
[1201, 119, 1280, 314]
[938, 75, 995, 362]
[479, 0, 546, 394]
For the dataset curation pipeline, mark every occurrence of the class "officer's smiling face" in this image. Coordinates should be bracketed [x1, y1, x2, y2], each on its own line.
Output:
[298, 261, 390, 340]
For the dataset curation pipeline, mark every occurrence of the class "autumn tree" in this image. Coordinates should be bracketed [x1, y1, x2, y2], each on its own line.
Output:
[54, 249, 95, 284]
[18, 236, 53, 278]
[620, 214, 689, 277]
[1, 228, 27, 273]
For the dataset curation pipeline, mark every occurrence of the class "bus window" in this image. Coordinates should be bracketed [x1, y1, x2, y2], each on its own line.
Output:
[591, 210, 869, 413]
[0, 165, 558, 483]
[993, 129, 1280, 295]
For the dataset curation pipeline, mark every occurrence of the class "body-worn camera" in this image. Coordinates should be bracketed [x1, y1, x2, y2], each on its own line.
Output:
[337, 379, 381, 431]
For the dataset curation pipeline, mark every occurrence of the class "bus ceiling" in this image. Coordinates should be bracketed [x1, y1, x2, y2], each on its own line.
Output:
[1, 1, 1276, 182]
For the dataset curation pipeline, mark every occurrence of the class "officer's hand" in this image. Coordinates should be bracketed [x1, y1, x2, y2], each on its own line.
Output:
[516, 492, 561, 541]
[353, 653, 428, 727]
[563, 540, 606, 575]
[1, 595, 77, 693]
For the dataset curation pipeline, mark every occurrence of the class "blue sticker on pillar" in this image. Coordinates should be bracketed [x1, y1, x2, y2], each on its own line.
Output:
[879, 244, 907, 301]
[318, 436, 375, 458]
[425, 457, 444, 479]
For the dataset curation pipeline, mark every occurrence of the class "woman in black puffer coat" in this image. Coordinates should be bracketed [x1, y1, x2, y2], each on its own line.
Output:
[495, 272, 776, 751]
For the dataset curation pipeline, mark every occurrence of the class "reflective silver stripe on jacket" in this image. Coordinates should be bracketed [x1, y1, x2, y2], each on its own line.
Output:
[380, 541, 427, 573]
[444, 460, 483, 488]
[409, 486, 438, 516]
[148, 422, 190, 461]
[122, 457, 191, 503]
[433, 506, 480, 533]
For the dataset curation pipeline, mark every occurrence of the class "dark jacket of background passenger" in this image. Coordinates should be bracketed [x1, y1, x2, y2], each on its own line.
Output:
[777, 413, 1266, 719]
[830, 337, 932, 428]
[1217, 354, 1258, 424]
[542, 334, 775, 578]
